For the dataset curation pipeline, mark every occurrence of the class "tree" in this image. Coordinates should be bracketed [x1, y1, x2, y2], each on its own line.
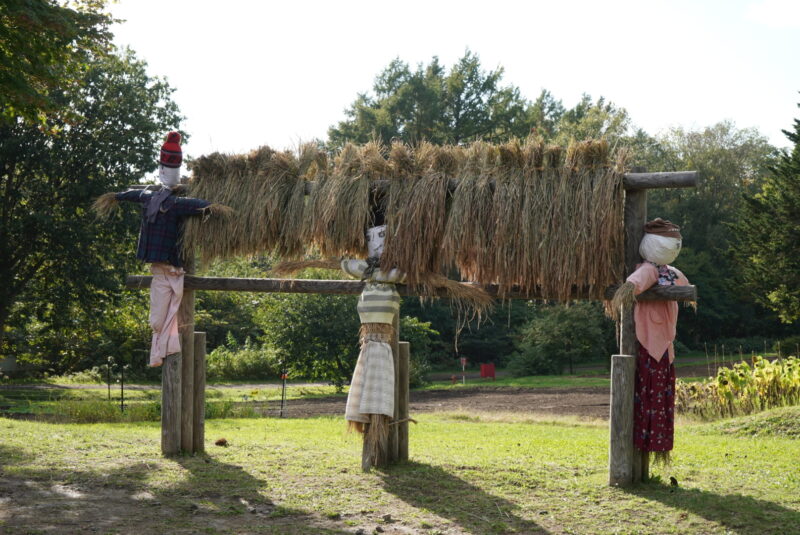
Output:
[641, 122, 785, 345]
[0, 0, 113, 125]
[256, 291, 361, 390]
[0, 48, 183, 371]
[507, 302, 613, 376]
[328, 51, 531, 148]
[735, 103, 800, 323]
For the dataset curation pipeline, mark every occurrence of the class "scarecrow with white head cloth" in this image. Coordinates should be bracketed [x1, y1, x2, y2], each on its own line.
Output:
[611, 218, 691, 464]
[93, 132, 231, 367]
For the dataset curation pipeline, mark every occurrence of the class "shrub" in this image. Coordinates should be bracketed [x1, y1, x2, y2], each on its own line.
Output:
[508, 302, 611, 376]
[206, 334, 281, 381]
[774, 335, 800, 357]
[399, 316, 440, 387]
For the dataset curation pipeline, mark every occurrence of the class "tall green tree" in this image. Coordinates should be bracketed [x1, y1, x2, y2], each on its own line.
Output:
[643, 122, 784, 344]
[328, 51, 531, 148]
[735, 103, 800, 323]
[0, 0, 113, 125]
[0, 48, 183, 371]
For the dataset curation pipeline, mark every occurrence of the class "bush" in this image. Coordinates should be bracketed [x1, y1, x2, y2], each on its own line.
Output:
[509, 302, 611, 376]
[399, 316, 441, 387]
[206, 334, 281, 381]
[774, 335, 800, 357]
[506, 347, 560, 376]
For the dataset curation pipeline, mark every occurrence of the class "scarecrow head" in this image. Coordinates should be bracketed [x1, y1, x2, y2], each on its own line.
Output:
[158, 131, 182, 187]
[639, 218, 682, 266]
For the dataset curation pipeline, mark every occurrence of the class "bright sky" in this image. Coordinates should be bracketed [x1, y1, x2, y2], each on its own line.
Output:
[110, 0, 800, 161]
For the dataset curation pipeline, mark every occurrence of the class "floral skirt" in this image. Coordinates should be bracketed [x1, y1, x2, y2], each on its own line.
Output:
[633, 345, 675, 452]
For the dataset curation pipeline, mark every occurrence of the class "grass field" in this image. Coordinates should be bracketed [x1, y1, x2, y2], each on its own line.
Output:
[2, 407, 799, 534]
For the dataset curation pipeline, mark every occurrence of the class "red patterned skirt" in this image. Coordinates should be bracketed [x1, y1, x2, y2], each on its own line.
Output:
[633, 344, 675, 452]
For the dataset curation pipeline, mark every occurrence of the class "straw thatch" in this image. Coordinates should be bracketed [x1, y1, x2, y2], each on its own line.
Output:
[183, 138, 627, 302]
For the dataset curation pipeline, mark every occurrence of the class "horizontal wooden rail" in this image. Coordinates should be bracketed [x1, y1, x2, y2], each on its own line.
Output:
[125, 275, 697, 302]
[128, 170, 697, 193]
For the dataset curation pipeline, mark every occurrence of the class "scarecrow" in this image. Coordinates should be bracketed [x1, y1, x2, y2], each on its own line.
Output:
[610, 218, 691, 464]
[93, 132, 231, 367]
[274, 214, 492, 467]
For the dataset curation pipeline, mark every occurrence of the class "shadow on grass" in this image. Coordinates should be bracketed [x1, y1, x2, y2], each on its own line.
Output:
[627, 481, 800, 534]
[381, 461, 550, 535]
[0, 444, 351, 534]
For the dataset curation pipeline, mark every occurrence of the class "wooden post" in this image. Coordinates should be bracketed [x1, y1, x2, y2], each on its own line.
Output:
[161, 352, 181, 455]
[609, 354, 635, 485]
[361, 308, 401, 470]
[193, 331, 206, 453]
[398, 341, 410, 462]
[617, 186, 648, 483]
[389, 311, 400, 463]
[179, 257, 196, 454]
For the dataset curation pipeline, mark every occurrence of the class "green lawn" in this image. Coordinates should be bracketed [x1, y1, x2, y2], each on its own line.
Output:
[1, 408, 798, 534]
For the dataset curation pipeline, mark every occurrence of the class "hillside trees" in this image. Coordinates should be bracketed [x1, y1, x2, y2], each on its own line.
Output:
[643, 122, 787, 345]
[0, 0, 113, 125]
[0, 48, 183, 371]
[735, 104, 800, 323]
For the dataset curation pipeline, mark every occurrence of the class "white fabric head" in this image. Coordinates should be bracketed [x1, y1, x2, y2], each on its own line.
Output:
[366, 225, 386, 259]
[640, 233, 681, 266]
[158, 164, 180, 187]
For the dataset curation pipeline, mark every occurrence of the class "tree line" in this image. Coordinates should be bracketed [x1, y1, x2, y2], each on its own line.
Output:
[1, 1, 798, 383]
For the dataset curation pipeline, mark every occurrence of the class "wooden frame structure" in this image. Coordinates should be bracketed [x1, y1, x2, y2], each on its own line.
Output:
[124, 170, 697, 482]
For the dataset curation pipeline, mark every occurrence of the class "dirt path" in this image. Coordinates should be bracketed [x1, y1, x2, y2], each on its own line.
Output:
[269, 386, 611, 420]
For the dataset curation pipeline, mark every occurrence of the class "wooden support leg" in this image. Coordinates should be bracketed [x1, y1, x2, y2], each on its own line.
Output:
[398, 341, 410, 462]
[389, 311, 400, 463]
[179, 275, 195, 454]
[361, 311, 400, 470]
[609, 354, 635, 486]
[193, 331, 206, 453]
[161, 352, 181, 455]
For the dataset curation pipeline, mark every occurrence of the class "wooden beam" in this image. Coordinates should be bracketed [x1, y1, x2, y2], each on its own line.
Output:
[125, 275, 696, 302]
[623, 171, 698, 190]
[126, 170, 697, 194]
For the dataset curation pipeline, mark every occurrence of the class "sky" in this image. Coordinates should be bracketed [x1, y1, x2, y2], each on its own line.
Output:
[109, 0, 800, 161]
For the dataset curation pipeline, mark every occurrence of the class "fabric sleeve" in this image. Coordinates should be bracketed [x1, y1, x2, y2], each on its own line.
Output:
[672, 267, 690, 286]
[173, 197, 211, 216]
[626, 263, 658, 295]
[115, 189, 148, 203]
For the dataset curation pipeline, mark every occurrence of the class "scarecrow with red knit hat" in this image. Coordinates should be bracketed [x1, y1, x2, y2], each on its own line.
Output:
[94, 132, 231, 367]
[611, 218, 692, 464]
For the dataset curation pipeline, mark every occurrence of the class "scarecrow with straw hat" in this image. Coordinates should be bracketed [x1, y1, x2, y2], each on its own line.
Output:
[93, 132, 231, 367]
[610, 218, 692, 464]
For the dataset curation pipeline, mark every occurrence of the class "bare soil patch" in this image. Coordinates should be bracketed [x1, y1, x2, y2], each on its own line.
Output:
[273, 386, 610, 420]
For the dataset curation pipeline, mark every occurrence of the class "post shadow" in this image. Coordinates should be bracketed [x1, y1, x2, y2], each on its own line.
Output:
[626, 481, 800, 534]
[0, 443, 353, 534]
[381, 461, 551, 535]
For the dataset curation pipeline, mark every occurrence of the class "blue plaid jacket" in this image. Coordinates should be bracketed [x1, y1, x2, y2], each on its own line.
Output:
[116, 189, 210, 267]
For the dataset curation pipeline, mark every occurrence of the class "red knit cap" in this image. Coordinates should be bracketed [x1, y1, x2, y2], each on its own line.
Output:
[159, 131, 182, 168]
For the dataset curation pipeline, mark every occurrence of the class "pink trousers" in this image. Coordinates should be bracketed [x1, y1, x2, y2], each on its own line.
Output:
[149, 263, 184, 367]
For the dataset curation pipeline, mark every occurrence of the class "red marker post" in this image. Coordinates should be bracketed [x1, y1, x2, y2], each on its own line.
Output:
[460, 357, 467, 385]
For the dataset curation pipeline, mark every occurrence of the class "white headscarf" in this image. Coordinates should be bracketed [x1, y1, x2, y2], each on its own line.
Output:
[640, 233, 681, 266]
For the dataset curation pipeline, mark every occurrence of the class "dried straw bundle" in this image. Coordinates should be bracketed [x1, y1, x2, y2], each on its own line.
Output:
[183, 146, 307, 263]
[442, 142, 497, 284]
[382, 142, 452, 285]
[305, 143, 376, 258]
[184, 138, 626, 302]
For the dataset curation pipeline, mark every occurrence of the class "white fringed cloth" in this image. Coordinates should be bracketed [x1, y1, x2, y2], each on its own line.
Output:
[343, 260, 403, 425]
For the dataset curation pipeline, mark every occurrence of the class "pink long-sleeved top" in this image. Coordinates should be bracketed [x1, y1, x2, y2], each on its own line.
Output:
[627, 262, 690, 363]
